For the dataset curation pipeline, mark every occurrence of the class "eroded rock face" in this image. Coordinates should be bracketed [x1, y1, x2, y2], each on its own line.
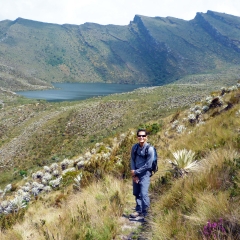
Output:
[2, 11, 240, 89]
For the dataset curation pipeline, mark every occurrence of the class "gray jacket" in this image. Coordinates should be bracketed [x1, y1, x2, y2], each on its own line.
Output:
[130, 143, 154, 176]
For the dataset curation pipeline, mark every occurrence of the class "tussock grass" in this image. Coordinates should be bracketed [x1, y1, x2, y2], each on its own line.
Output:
[146, 86, 240, 239]
[197, 149, 239, 190]
[150, 106, 240, 239]
[162, 104, 240, 158]
[151, 153, 239, 239]
[187, 191, 230, 224]
[0, 175, 131, 240]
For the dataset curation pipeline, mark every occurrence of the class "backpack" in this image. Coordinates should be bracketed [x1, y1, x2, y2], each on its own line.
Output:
[133, 143, 158, 176]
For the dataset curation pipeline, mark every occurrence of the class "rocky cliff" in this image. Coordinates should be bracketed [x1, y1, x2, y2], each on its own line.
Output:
[0, 11, 240, 90]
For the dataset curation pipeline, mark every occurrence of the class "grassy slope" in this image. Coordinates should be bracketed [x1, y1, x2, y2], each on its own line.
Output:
[0, 82, 213, 186]
[149, 88, 240, 239]
[0, 80, 239, 239]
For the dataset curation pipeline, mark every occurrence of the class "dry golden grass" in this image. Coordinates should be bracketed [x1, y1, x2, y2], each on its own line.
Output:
[150, 149, 239, 239]
[161, 103, 239, 154]
[0, 175, 133, 240]
[186, 191, 230, 224]
[149, 90, 240, 239]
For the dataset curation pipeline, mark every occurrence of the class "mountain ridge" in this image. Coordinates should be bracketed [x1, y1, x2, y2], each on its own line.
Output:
[1, 11, 240, 90]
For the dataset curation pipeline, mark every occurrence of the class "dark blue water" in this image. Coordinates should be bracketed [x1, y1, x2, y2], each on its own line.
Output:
[16, 83, 147, 102]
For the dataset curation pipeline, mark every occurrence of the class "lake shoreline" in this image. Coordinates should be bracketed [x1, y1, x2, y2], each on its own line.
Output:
[16, 82, 149, 102]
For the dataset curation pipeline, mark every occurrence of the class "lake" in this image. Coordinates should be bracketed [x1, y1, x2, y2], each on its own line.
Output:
[16, 82, 147, 102]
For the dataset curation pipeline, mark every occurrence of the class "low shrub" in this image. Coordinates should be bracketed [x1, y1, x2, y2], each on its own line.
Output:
[0, 208, 26, 231]
[62, 171, 80, 187]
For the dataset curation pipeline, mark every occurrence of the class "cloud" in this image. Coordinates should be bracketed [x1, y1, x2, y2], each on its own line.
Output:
[0, 0, 93, 24]
[0, 0, 240, 25]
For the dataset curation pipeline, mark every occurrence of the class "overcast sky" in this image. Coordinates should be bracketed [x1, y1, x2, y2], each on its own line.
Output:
[0, 0, 240, 26]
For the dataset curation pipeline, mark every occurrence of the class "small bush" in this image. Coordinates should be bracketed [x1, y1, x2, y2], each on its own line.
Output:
[201, 218, 240, 240]
[19, 169, 27, 177]
[62, 171, 80, 187]
[109, 190, 124, 217]
[0, 208, 26, 231]
[97, 145, 108, 153]
[138, 122, 162, 135]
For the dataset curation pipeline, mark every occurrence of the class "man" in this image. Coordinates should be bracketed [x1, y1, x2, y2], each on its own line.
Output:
[130, 129, 154, 219]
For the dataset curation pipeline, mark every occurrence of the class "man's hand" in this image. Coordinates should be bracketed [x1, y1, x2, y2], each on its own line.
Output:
[132, 176, 139, 184]
[131, 170, 139, 183]
[130, 170, 135, 176]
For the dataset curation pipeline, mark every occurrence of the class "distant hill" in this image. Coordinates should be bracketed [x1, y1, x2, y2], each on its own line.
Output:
[1, 10, 240, 90]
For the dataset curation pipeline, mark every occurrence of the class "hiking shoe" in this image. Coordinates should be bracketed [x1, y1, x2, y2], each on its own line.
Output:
[142, 212, 148, 217]
[136, 215, 146, 222]
[129, 211, 141, 218]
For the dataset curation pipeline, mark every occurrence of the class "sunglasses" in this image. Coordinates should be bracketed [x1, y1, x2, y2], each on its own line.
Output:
[137, 135, 146, 137]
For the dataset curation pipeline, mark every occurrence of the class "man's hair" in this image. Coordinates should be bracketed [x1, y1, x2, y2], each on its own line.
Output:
[137, 128, 148, 136]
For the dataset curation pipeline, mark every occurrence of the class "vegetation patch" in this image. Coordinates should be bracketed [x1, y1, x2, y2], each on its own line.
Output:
[0, 82, 239, 239]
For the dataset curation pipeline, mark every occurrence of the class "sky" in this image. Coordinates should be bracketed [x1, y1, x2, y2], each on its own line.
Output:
[0, 0, 240, 26]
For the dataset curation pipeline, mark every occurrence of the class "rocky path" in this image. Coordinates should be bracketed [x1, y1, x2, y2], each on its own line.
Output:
[120, 215, 149, 239]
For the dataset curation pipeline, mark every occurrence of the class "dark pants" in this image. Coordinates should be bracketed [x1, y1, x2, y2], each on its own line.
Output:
[133, 171, 151, 215]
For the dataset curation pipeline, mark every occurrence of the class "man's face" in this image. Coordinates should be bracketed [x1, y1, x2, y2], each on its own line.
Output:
[137, 131, 147, 145]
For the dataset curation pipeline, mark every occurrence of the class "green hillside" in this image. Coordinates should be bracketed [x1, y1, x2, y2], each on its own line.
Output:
[0, 79, 239, 239]
[1, 11, 240, 90]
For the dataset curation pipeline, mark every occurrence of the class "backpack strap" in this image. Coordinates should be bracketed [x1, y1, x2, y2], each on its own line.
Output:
[133, 143, 139, 163]
[144, 144, 150, 156]
[133, 143, 150, 163]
